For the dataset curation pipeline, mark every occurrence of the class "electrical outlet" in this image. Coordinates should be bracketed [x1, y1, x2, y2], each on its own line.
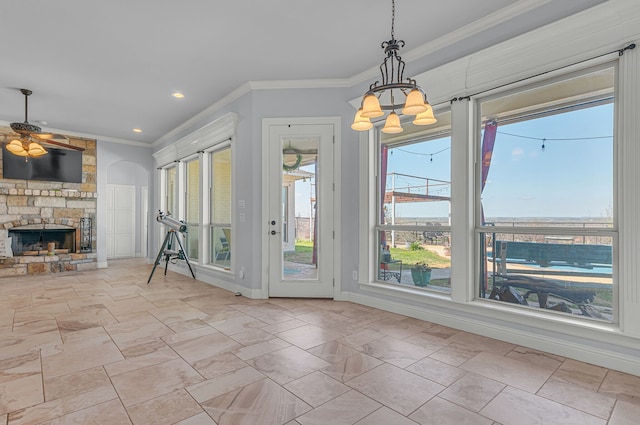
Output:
[352, 270, 358, 281]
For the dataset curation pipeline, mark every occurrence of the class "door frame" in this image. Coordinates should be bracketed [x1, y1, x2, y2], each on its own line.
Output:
[261, 117, 342, 299]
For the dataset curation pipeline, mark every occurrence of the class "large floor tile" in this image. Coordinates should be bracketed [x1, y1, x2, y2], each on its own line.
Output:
[406, 356, 467, 386]
[277, 324, 342, 350]
[110, 358, 203, 407]
[550, 359, 608, 392]
[360, 336, 430, 368]
[410, 396, 493, 425]
[608, 400, 640, 425]
[321, 353, 383, 383]
[461, 351, 553, 393]
[202, 378, 311, 425]
[479, 386, 606, 425]
[284, 371, 350, 407]
[296, 390, 380, 425]
[126, 389, 204, 425]
[599, 370, 640, 405]
[439, 373, 505, 412]
[355, 407, 419, 425]
[0, 374, 44, 416]
[537, 378, 615, 419]
[247, 346, 330, 384]
[347, 363, 444, 416]
[41, 330, 123, 379]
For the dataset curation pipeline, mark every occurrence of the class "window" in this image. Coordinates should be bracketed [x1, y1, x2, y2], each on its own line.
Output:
[477, 66, 616, 322]
[165, 166, 177, 216]
[185, 158, 200, 260]
[376, 110, 452, 292]
[209, 147, 232, 268]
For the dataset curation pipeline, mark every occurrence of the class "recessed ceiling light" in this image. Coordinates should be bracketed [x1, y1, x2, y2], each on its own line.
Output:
[171, 91, 185, 99]
[133, 128, 143, 133]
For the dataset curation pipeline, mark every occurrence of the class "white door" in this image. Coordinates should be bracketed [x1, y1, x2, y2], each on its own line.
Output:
[106, 184, 136, 259]
[267, 124, 334, 297]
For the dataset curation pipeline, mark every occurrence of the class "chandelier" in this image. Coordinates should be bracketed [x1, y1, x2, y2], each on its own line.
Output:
[351, 0, 437, 134]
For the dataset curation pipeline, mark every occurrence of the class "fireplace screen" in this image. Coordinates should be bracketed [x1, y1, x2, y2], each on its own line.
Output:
[9, 228, 76, 256]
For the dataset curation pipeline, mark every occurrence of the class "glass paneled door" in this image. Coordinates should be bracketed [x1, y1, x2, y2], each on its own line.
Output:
[267, 124, 334, 297]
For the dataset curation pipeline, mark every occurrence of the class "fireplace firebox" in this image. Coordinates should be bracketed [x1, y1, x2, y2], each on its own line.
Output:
[9, 228, 76, 256]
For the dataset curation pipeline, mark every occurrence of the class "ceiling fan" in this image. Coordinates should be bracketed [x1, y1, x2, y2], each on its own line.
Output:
[2, 88, 84, 161]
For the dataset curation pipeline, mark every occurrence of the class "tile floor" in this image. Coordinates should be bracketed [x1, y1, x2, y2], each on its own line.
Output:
[0, 258, 639, 425]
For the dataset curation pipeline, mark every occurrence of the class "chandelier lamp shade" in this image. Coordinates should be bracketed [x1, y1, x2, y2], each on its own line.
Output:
[351, 0, 437, 133]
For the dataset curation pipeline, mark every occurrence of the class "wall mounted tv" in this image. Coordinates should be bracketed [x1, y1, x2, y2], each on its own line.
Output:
[2, 145, 83, 183]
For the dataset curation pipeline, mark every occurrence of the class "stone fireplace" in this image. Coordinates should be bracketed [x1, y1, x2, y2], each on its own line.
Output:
[0, 130, 98, 277]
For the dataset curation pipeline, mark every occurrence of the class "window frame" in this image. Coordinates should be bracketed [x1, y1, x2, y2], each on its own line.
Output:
[473, 63, 619, 323]
[207, 143, 233, 270]
[373, 108, 453, 292]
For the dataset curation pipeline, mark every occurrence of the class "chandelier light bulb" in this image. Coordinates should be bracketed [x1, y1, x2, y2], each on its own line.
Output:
[351, 108, 374, 131]
[361, 94, 384, 118]
[382, 112, 403, 134]
[402, 89, 428, 115]
[413, 103, 437, 126]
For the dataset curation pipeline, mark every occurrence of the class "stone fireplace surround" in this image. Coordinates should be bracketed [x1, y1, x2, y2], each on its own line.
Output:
[0, 133, 98, 277]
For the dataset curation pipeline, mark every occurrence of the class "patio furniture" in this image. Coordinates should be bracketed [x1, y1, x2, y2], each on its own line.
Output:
[379, 245, 402, 283]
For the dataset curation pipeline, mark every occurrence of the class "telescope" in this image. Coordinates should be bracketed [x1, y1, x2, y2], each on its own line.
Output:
[156, 211, 187, 233]
[148, 210, 195, 283]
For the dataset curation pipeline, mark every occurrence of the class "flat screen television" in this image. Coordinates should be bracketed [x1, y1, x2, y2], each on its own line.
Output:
[2, 144, 83, 183]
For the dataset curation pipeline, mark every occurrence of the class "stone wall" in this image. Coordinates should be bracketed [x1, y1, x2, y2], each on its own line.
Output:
[0, 131, 98, 277]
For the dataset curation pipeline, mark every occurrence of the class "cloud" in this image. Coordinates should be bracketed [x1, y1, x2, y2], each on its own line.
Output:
[512, 148, 525, 159]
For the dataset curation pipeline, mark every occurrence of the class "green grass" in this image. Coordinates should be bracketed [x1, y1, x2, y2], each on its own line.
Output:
[284, 240, 314, 264]
[388, 246, 451, 268]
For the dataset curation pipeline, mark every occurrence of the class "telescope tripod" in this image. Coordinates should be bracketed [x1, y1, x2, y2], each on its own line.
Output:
[147, 229, 195, 284]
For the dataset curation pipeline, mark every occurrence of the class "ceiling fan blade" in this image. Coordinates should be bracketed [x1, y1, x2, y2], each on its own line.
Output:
[39, 138, 85, 151]
[31, 132, 68, 141]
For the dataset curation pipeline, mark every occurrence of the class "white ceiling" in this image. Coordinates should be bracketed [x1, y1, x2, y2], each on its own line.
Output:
[0, 0, 605, 145]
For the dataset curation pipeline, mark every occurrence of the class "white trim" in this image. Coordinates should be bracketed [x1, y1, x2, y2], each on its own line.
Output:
[618, 42, 640, 337]
[346, 288, 640, 376]
[153, 112, 238, 165]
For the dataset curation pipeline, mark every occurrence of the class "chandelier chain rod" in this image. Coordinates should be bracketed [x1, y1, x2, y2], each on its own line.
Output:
[24, 93, 29, 124]
[391, 0, 395, 40]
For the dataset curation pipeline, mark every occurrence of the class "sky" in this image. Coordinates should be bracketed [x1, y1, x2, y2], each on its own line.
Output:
[387, 102, 614, 220]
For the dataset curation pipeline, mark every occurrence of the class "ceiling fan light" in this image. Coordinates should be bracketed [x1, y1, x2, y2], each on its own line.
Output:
[381, 112, 403, 134]
[401, 89, 428, 115]
[361, 94, 384, 118]
[27, 142, 48, 156]
[6, 139, 26, 154]
[351, 108, 373, 131]
[413, 104, 437, 125]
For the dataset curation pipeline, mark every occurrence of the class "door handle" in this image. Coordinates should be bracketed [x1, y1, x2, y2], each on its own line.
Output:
[271, 230, 281, 235]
